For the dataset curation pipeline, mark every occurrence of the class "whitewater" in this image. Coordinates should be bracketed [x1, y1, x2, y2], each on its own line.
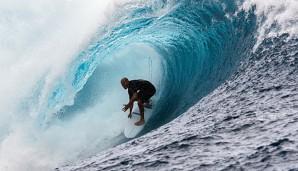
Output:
[0, 0, 297, 170]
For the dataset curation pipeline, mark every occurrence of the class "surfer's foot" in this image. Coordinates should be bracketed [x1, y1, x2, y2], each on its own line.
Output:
[135, 119, 145, 126]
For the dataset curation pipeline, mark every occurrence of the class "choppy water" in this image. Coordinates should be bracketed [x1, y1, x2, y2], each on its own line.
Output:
[0, 0, 297, 170]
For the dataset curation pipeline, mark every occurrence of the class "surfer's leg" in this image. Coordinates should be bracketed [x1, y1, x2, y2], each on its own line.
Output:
[135, 99, 145, 126]
[138, 89, 154, 108]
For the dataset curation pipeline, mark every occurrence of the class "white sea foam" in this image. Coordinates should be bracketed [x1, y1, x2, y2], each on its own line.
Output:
[241, 0, 298, 51]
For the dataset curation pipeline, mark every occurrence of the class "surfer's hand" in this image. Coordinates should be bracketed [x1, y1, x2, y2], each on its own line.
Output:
[128, 113, 132, 119]
[122, 104, 129, 112]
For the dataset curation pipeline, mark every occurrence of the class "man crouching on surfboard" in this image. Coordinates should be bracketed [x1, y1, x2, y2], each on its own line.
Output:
[121, 77, 156, 126]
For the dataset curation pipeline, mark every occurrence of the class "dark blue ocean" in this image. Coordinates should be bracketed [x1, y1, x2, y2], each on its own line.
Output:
[0, 0, 297, 170]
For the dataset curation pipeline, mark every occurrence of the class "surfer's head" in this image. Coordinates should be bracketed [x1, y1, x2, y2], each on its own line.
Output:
[121, 77, 129, 89]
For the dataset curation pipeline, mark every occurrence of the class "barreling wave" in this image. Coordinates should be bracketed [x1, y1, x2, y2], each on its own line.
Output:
[4, 0, 296, 170]
[53, 0, 256, 133]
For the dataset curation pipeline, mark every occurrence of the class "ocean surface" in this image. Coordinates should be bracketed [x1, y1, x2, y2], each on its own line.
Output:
[0, 0, 297, 170]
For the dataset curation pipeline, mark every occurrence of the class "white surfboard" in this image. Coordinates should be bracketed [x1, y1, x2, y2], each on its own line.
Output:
[124, 101, 153, 138]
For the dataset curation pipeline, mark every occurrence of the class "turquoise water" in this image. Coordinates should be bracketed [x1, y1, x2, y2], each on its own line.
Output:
[0, 0, 297, 170]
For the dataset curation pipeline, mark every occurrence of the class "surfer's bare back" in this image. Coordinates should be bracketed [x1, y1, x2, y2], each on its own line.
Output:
[121, 77, 156, 126]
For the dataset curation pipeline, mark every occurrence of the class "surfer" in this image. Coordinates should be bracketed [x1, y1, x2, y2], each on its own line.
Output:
[121, 77, 156, 126]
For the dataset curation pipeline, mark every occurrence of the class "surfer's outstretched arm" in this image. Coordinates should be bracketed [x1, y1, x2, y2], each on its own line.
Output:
[123, 93, 138, 112]
[128, 93, 138, 106]
[129, 102, 133, 113]
[127, 102, 133, 118]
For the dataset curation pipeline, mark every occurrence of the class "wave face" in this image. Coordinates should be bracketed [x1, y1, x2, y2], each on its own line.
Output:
[0, 0, 296, 170]
[58, 34, 298, 171]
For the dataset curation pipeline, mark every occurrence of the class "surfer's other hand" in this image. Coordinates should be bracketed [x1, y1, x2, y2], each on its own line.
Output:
[128, 113, 132, 119]
[122, 104, 129, 112]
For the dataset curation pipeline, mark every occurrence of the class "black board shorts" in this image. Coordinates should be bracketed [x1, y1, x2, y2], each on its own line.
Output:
[137, 88, 156, 102]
